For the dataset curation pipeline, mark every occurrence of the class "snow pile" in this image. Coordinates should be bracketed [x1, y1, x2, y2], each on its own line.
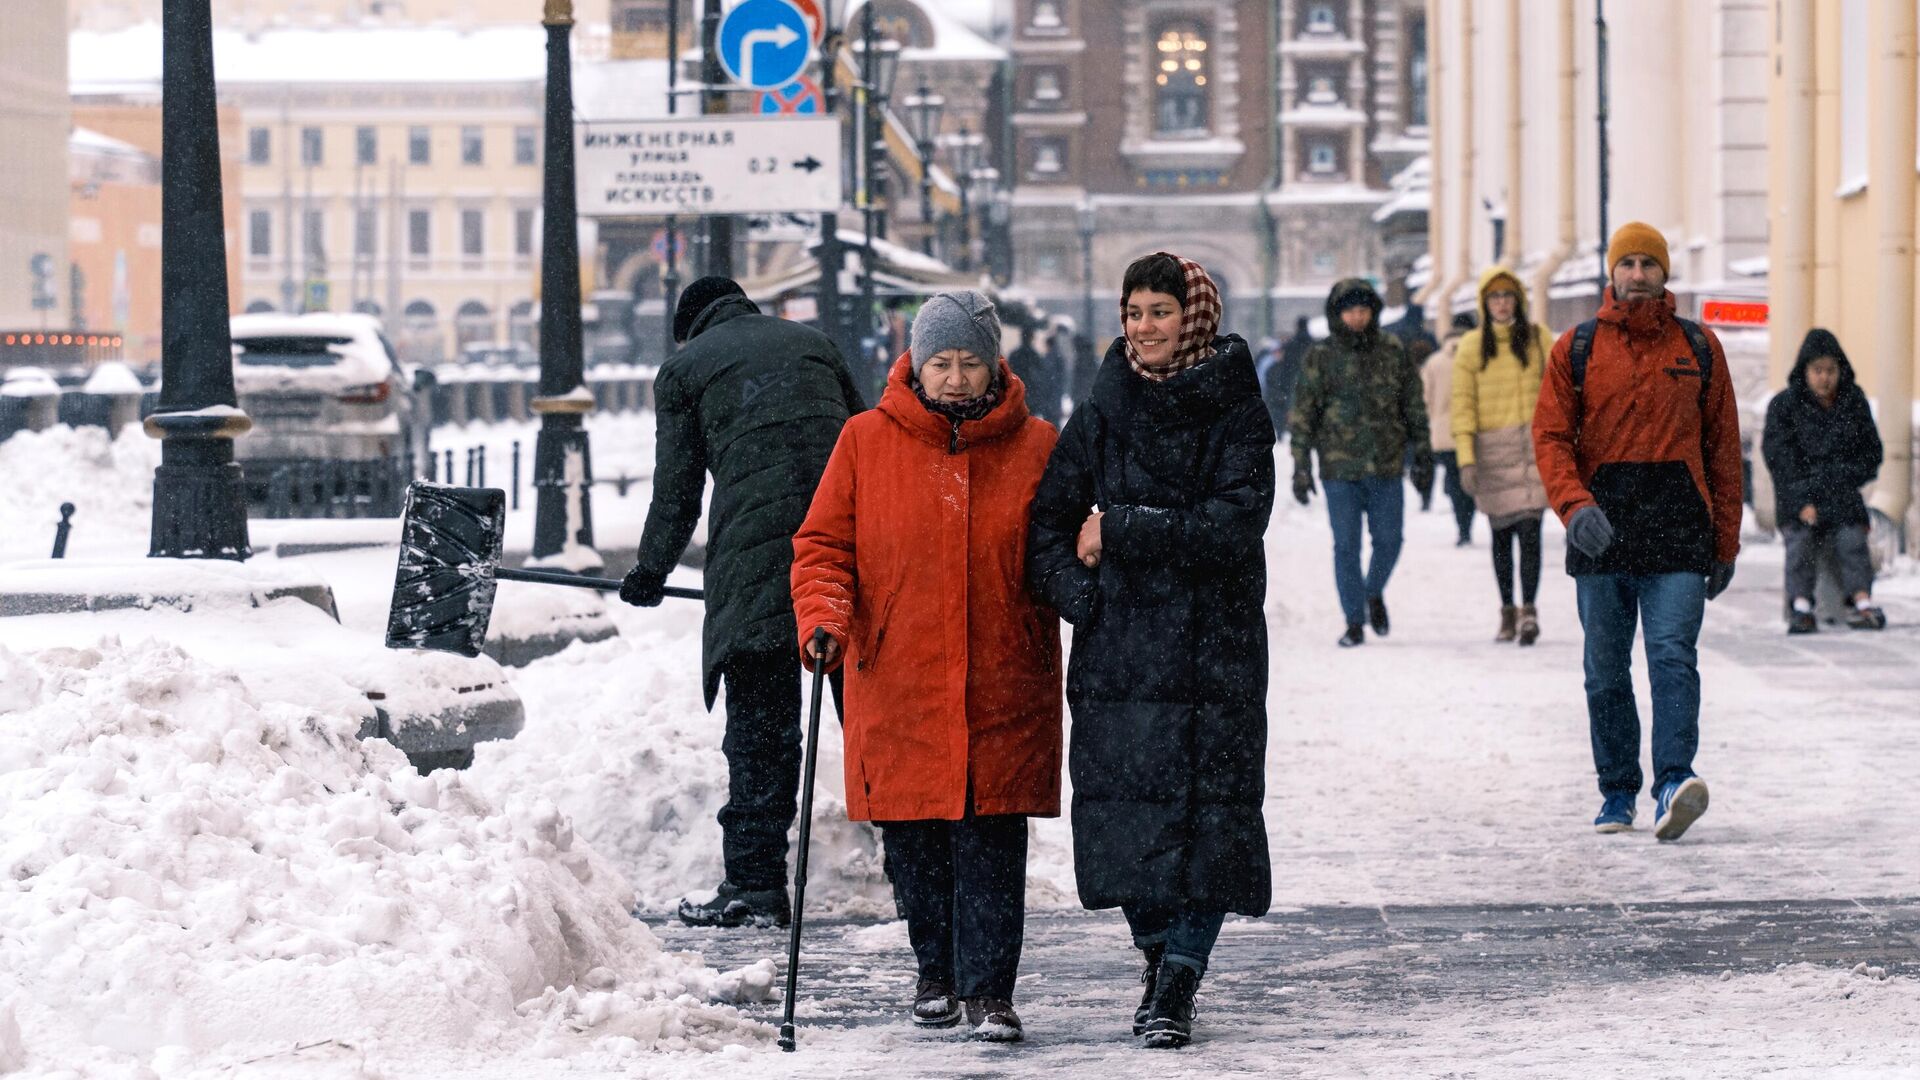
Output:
[0, 637, 771, 1075]
[0, 425, 158, 561]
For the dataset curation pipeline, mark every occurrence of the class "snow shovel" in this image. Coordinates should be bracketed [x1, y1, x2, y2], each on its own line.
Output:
[384, 480, 700, 657]
[778, 628, 832, 1053]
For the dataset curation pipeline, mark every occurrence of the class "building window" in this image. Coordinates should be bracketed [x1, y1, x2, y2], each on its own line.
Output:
[354, 208, 377, 256]
[514, 126, 537, 165]
[300, 127, 324, 167]
[303, 210, 326, 260]
[461, 209, 485, 257]
[408, 209, 431, 257]
[1306, 75, 1339, 106]
[461, 126, 484, 166]
[514, 208, 536, 256]
[1308, 143, 1337, 175]
[1407, 13, 1429, 128]
[1153, 22, 1211, 137]
[1029, 138, 1067, 178]
[248, 209, 272, 257]
[1029, 0, 1063, 31]
[356, 126, 378, 166]
[247, 127, 271, 165]
[409, 126, 431, 165]
[1305, 3, 1338, 35]
[1030, 68, 1064, 107]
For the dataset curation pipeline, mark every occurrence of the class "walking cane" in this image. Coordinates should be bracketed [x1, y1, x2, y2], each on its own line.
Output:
[778, 628, 832, 1052]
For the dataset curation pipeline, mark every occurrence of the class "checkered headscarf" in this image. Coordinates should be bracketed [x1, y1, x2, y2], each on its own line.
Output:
[1123, 253, 1222, 383]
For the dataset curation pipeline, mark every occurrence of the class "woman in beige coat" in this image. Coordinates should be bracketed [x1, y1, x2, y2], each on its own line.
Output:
[1451, 268, 1551, 644]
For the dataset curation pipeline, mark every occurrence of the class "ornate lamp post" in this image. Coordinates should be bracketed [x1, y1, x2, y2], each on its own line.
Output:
[969, 165, 999, 274]
[944, 128, 984, 270]
[901, 83, 945, 257]
[852, 14, 901, 388]
[531, 0, 596, 567]
[149, 0, 252, 560]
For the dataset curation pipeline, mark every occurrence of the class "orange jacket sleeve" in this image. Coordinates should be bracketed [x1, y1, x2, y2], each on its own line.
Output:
[1700, 328, 1744, 565]
[1531, 328, 1595, 524]
[790, 424, 859, 672]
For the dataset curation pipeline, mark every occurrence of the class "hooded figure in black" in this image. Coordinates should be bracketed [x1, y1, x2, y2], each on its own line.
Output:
[621, 276, 867, 925]
[1027, 253, 1275, 1049]
[1761, 328, 1886, 631]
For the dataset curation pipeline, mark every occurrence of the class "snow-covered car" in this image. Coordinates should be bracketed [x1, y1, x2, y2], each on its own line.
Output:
[229, 312, 425, 506]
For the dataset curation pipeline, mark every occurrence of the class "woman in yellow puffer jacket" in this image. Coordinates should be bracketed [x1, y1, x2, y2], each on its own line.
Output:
[1451, 267, 1551, 644]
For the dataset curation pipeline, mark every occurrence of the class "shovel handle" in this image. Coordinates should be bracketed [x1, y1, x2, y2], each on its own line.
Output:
[495, 565, 702, 600]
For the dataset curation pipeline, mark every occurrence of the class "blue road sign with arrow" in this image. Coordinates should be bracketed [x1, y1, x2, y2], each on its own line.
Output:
[718, 0, 810, 91]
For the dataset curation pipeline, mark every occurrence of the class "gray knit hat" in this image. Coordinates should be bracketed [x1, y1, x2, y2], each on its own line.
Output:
[910, 290, 1002, 372]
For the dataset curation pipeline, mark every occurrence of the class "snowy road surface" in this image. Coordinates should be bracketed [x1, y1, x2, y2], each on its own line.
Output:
[1, 418, 1917, 1077]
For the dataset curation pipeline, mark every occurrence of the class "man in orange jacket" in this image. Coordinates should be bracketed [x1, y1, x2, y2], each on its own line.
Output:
[1533, 222, 1743, 843]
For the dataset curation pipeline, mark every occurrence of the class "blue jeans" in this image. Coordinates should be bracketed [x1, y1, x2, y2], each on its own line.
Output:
[1324, 477, 1406, 625]
[1123, 906, 1226, 976]
[1574, 573, 1707, 797]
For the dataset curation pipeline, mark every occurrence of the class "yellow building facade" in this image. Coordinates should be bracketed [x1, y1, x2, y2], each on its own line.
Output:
[2, 0, 73, 331]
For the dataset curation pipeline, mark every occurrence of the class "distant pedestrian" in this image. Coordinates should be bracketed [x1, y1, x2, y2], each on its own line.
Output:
[1027, 252, 1274, 1050]
[1389, 300, 1440, 369]
[792, 290, 1062, 1043]
[1761, 328, 1887, 633]
[1422, 311, 1479, 544]
[1008, 320, 1064, 426]
[622, 276, 867, 928]
[1289, 279, 1433, 647]
[1069, 333, 1098, 409]
[1533, 223, 1743, 841]
[1264, 316, 1312, 443]
[1452, 268, 1552, 645]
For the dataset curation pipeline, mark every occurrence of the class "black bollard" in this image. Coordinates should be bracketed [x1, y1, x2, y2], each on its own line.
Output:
[444, 448, 454, 485]
[465, 447, 475, 487]
[511, 440, 521, 510]
[477, 445, 486, 489]
[50, 503, 75, 559]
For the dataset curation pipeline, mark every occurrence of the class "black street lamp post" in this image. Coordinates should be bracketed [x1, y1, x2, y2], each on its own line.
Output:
[902, 83, 944, 257]
[1078, 198, 1097, 341]
[946, 129, 984, 270]
[149, 0, 252, 560]
[852, 11, 900, 382]
[531, 0, 596, 566]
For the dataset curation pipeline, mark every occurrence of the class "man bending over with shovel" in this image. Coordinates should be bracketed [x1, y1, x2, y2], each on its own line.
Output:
[622, 276, 867, 928]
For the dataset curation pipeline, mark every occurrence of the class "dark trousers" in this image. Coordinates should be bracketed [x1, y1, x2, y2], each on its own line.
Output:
[1437, 449, 1477, 538]
[1575, 573, 1706, 797]
[717, 649, 842, 891]
[1491, 516, 1543, 605]
[1123, 907, 1226, 976]
[1324, 476, 1405, 625]
[1781, 520, 1875, 602]
[880, 809, 1029, 1001]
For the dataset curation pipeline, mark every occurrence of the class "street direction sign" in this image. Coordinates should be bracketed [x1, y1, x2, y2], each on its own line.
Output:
[759, 76, 825, 115]
[576, 116, 843, 216]
[718, 0, 811, 91]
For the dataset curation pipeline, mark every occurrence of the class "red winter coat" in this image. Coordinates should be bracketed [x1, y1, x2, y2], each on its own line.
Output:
[1533, 288, 1743, 576]
[791, 354, 1063, 822]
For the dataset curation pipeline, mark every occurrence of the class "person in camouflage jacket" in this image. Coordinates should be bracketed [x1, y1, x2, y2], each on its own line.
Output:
[1288, 278, 1434, 646]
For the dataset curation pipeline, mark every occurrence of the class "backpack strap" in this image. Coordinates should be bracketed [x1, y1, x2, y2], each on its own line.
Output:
[1674, 316, 1714, 408]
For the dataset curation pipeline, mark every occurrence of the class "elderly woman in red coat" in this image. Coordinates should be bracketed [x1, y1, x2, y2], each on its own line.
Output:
[792, 290, 1062, 1044]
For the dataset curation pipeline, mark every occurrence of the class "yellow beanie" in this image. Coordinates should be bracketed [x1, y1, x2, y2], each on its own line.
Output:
[1606, 221, 1670, 276]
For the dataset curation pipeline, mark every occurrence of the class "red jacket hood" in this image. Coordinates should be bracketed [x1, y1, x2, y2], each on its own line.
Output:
[1594, 286, 1679, 340]
[876, 351, 1033, 448]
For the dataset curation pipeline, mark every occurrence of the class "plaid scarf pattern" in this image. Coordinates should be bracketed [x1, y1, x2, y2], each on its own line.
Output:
[1124, 253, 1222, 383]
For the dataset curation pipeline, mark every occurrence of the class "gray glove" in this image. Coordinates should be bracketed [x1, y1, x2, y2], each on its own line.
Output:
[1706, 561, 1736, 601]
[1567, 506, 1615, 559]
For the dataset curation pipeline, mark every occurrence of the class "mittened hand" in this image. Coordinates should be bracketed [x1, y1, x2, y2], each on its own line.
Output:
[1410, 456, 1435, 500]
[1706, 561, 1736, 601]
[1566, 505, 1615, 559]
[1292, 472, 1316, 506]
[618, 566, 666, 608]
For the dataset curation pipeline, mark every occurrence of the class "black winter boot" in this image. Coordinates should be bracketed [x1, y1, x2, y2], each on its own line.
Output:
[1338, 623, 1365, 648]
[912, 976, 960, 1027]
[1141, 962, 1200, 1048]
[1132, 944, 1165, 1036]
[1367, 595, 1390, 637]
[675, 881, 790, 928]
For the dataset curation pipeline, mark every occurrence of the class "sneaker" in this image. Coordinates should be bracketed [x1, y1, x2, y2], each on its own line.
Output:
[1337, 623, 1365, 648]
[1653, 777, 1710, 842]
[963, 997, 1023, 1043]
[1787, 610, 1818, 635]
[1367, 595, 1390, 637]
[912, 977, 960, 1028]
[1846, 606, 1887, 631]
[1593, 792, 1636, 834]
[675, 881, 790, 928]
[1141, 962, 1200, 1049]
[1132, 945, 1165, 1036]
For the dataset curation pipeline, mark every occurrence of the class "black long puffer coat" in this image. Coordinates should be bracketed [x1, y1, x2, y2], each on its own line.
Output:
[1762, 329, 1884, 530]
[1026, 334, 1276, 916]
[633, 294, 866, 707]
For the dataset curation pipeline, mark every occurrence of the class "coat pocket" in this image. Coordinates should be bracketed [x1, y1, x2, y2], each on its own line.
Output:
[854, 586, 898, 674]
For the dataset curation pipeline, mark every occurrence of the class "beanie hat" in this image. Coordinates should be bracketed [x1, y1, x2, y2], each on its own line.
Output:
[910, 290, 1002, 371]
[672, 276, 746, 343]
[1605, 221, 1670, 277]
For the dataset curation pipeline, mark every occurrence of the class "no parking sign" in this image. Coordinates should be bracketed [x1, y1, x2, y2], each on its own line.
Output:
[759, 76, 825, 115]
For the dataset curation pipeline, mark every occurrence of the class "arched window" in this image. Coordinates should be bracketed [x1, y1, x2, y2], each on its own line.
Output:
[1153, 22, 1210, 137]
[353, 299, 382, 317]
[245, 299, 276, 314]
[455, 300, 494, 351]
[403, 299, 437, 323]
